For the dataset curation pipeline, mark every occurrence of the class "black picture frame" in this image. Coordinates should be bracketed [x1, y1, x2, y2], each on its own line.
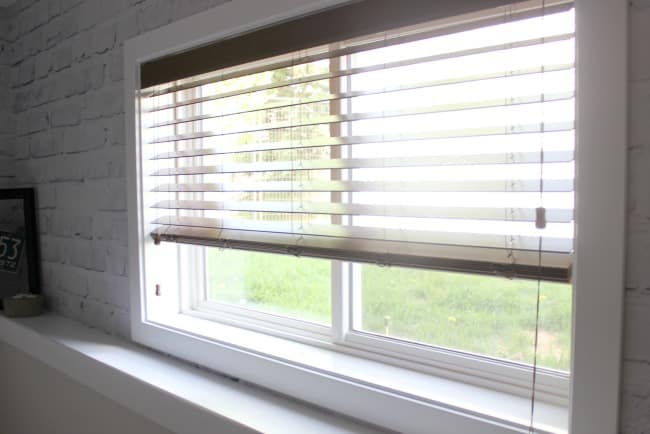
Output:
[0, 188, 41, 306]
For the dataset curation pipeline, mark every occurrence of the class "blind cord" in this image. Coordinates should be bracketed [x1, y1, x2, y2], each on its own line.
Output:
[530, 2, 547, 431]
[529, 237, 543, 433]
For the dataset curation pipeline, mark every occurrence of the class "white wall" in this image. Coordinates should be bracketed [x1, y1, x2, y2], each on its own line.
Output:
[0, 7, 15, 184]
[0, 341, 173, 434]
[0, 0, 649, 432]
[621, 1, 650, 431]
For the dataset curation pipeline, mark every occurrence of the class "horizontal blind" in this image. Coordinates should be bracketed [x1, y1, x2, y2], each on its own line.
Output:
[140, 0, 575, 282]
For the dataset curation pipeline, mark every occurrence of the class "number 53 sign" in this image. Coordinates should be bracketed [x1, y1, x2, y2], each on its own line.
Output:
[0, 188, 41, 300]
[0, 231, 24, 273]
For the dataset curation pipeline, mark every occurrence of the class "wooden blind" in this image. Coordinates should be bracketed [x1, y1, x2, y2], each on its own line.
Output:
[140, 0, 575, 281]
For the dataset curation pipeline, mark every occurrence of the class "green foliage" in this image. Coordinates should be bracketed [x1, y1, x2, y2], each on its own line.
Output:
[208, 249, 331, 324]
[208, 250, 571, 371]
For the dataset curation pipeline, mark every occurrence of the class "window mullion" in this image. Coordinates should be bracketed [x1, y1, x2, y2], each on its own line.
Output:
[329, 51, 347, 342]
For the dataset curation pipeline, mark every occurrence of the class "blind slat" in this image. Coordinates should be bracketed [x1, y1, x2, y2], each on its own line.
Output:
[151, 179, 574, 193]
[148, 86, 574, 133]
[151, 123, 574, 160]
[152, 200, 574, 223]
[148, 92, 574, 144]
[152, 216, 572, 253]
[151, 151, 574, 177]
[146, 63, 574, 123]
[151, 226, 571, 282]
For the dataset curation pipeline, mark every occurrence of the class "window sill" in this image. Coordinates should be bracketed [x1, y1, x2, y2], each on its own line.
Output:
[0, 312, 382, 434]
[145, 310, 568, 433]
[0, 311, 569, 433]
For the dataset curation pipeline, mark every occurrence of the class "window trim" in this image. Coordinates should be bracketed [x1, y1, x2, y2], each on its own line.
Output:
[188, 253, 570, 406]
[125, 1, 626, 432]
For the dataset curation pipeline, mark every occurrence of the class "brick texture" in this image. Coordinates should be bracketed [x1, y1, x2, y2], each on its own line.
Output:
[0, 0, 229, 339]
[624, 2, 650, 432]
[1, 1, 649, 432]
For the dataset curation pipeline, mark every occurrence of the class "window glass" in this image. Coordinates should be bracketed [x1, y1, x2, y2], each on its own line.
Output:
[207, 248, 332, 324]
[354, 264, 571, 371]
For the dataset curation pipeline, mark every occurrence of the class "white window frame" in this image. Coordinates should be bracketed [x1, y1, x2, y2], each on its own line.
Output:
[125, 1, 626, 432]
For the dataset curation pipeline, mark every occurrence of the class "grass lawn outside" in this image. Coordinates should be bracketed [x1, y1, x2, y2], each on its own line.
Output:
[207, 248, 571, 371]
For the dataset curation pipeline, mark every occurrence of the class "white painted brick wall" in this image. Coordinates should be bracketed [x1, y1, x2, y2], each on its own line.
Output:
[0, 10, 15, 185]
[0, 0, 230, 340]
[1, 0, 649, 431]
[624, 2, 650, 432]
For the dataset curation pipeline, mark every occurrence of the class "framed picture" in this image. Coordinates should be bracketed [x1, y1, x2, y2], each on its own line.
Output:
[0, 188, 40, 305]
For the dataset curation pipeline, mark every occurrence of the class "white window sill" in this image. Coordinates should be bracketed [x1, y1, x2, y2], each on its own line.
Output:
[148, 311, 568, 433]
[0, 312, 382, 434]
[0, 312, 567, 434]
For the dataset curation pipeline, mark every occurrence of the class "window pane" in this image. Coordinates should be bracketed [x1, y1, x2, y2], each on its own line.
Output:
[207, 248, 331, 324]
[354, 264, 571, 371]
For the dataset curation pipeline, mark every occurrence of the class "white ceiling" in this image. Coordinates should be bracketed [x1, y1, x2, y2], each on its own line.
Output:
[0, 0, 15, 7]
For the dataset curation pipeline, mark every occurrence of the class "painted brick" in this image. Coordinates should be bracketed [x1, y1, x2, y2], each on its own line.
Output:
[87, 269, 129, 308]
[115, 9, 137, 43]
[85, 146, 124, 179]
[49, 0, 62, 20]
[17, 109, 48, 134]
[38, 211, 51, 235]
[89, 240, 107, 272]
[59, 290, 84, 322]
[627, 145, 650, 227]
[59, 66, 85, 97]
[40, 235, 64, 263]
[56, 263, 88, 296]
[91, 21, 115, 54]
[16, 56, 34, 85]
[98, 0, 129, 23]
[97, 83, 123, 116]
[624, 293, 650, 362]
[50, 96, 81, 127]
[93, 211, 127, 246]
[74, 0, 103, 32]
[81, 57, 104, 91]
[171, 0, 230, 21]
[97, 178, 126, 211]
[621, 394, 650, 434]
[34, 50, 50, 78]
[50, 210, 92, 238]
[66, 238, 92, 268]
[30, 127, 63, 157]
[69, 30, 91, 62]
[36, 183, 57, 209]
[630, 5, 650, 83]
[61, 0, 84, 14]
[55, 182, 92, 213]
[52, 41, 73, 71]
[76, 117, 106, 151]
[33, 0, 50, 29]
[137, 0, 172, 33]
[62, 125, 80, 153]
[42, 17, 61, 48]
[106, 113, 124, 147]
[105, 243, 127, 276]
[629, 80, 650, 150]
[112, 307, 131, 339]
[32, 76, 57, 106]
[623, 360, 650, 399]
[107, 47, 122, 82]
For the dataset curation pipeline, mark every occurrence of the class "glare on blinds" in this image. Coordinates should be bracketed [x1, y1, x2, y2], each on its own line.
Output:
[139, 0, 576, 282]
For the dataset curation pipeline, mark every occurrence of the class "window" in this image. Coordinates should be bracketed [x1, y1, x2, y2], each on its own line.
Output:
[125, 0, 626, 432]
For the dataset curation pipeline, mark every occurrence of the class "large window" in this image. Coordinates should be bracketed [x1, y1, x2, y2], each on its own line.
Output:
[126, 0, 626, 432]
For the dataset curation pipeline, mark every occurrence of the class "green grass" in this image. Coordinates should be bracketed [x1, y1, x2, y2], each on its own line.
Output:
[207, 249, 571, 371]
